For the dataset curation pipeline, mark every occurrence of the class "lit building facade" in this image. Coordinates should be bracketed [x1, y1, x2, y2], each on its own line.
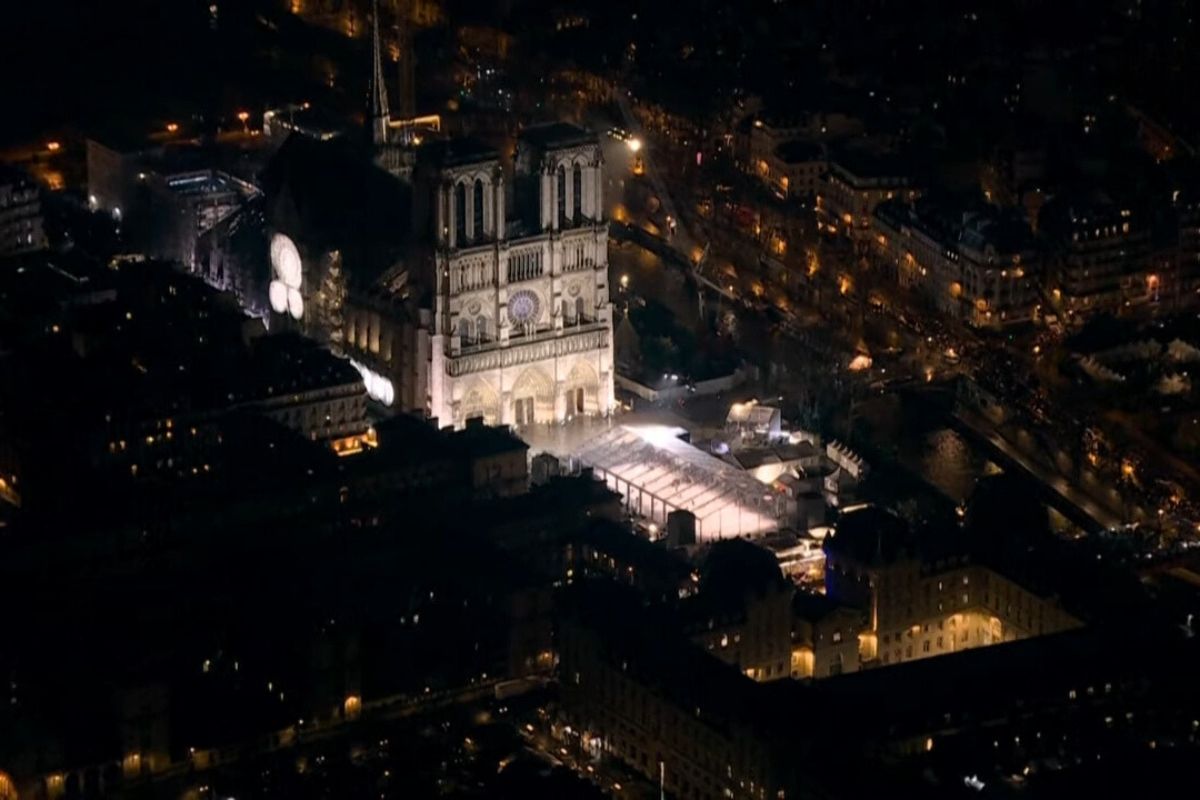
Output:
[0, 166, 48, 258]
[823, 509, 1082, 669]
[1170, 190, 1200, 309]
[1041, 195, 1153, 321]
[422, 126, 614, 427]
[265, 124, 614, 429]
[734, 116, 834, 201]
[559, 586, 799, 800]
[818, 150, 917, 242]
[872, 199, 1040, 328]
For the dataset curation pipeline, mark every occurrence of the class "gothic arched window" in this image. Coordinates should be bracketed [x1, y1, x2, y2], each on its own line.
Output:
[556, 165, 567, 228]
[476, 315, 489, 341]
[572, 163, 583, 221]
[473, 179, 484, 239]
[454, 182, 467, 245]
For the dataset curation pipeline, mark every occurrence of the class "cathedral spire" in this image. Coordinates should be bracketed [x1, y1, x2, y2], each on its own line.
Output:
[368, 0, 390, 146]
[395, 0, 416, 121]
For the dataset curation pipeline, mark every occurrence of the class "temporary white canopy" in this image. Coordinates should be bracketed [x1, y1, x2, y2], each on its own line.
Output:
[576, 424, 783, 539]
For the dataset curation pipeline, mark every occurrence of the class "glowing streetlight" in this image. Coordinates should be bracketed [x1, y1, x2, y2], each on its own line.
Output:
[620, 274, 630, 290]
[236, 110, 250, 133]
[166, 122, 179, 134]
[46, 141, 61, 152]
[627, 137, 641, 153]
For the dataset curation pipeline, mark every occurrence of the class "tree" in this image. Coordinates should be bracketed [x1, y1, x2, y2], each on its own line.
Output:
[315, 250, 347, 353]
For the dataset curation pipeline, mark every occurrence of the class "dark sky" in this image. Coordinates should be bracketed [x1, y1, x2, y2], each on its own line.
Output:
[1, 0, 250, 145]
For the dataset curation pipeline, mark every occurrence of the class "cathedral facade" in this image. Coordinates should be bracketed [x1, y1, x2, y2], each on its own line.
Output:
[422, 126, 614, 427]
[263, 2, 612, 429]
[264, 123, 614, 430]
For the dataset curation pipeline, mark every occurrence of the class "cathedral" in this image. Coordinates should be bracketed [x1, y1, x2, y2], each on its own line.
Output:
[261, 3, 614, 429]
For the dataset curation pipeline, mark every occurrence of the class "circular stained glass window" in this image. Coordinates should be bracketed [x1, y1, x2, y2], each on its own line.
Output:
[508, 290, 540, 323]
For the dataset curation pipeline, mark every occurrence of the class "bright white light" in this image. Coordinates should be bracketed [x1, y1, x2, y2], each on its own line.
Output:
[350, 359, 395, 406]
[808, 525, 835, 540]
[627, 424, 688, 448]
[268, 280, 288, 313]
[627, 137, 641, 153]
[270, 233, 303, 289]
[287, 288, 304, 319]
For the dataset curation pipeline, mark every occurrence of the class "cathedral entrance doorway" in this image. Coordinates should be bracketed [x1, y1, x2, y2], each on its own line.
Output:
[564, 361, 600, 417]
[510, 367, 554, 425]
[460, 382, 500, 426]
[514, 397, 535, 426]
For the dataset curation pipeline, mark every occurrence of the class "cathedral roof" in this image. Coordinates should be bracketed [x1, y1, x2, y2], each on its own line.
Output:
[519, 122, 597, 151]
[261, 133, 412, 287]
[418, 136, 499, 168]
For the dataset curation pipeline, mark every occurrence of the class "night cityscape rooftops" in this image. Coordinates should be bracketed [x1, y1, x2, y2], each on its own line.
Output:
[5, 1, 1200, 798]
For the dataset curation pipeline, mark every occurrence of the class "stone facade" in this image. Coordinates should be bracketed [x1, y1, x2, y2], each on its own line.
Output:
[267, 123, 614, 431]
[426, 129, 614, 428]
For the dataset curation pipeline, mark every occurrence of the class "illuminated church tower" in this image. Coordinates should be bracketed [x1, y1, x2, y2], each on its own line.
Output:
[395, 0, 417, 120]
[368, 0, 391, 148]
[367, 0, 431, 178]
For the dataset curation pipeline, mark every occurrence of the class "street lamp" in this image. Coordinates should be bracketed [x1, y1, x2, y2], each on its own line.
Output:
[236, 110, 250, 133]
[627, 137, 641, 153]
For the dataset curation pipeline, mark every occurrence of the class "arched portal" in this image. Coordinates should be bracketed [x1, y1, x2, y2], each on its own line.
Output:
[460, 381, 500, 426]
[564, 360, 600, 416]
[511, 366, 554, 425]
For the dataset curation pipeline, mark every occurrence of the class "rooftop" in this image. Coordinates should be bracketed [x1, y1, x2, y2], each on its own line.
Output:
[823, 505, 915, 565]
[418, 136, 500, 168]
[575, 424, 783, 539]
[830, 144, 910, 182]
[262, 133, 413, 282]
[792, 588, 852, 622]
[519, 121, 598, 151]
[774, 139, 824, 164]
